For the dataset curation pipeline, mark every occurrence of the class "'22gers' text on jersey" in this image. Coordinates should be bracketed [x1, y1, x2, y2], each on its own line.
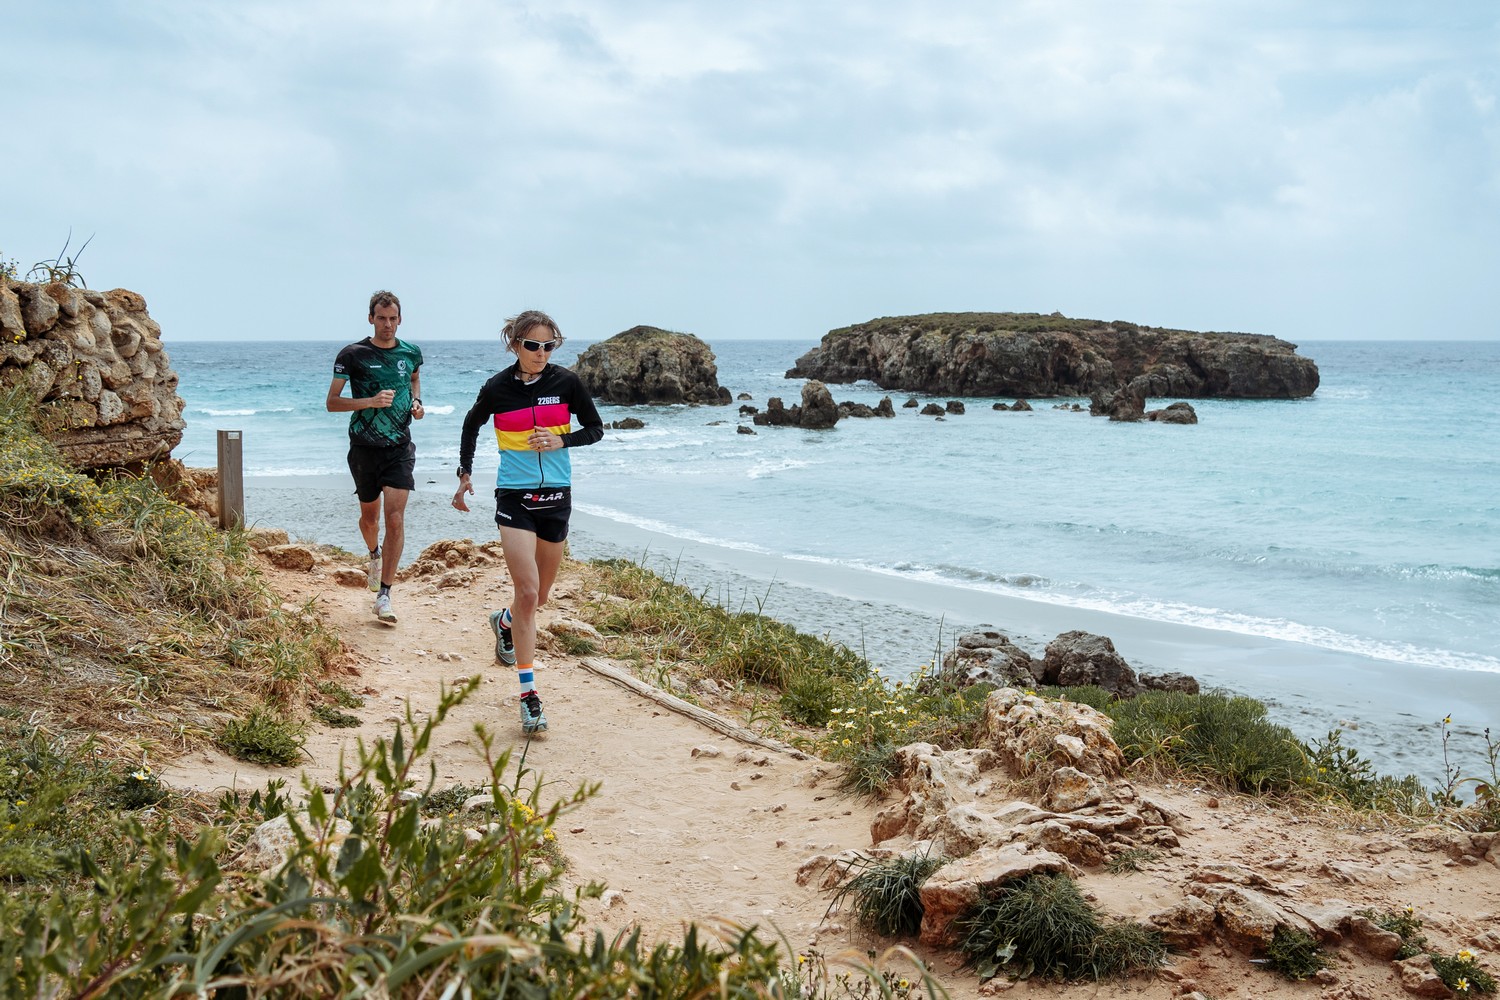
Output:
[457, 363, 604, 489]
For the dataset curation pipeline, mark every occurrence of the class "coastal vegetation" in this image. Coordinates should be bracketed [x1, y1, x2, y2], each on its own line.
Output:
[0, 390, 949, 998]
[579, 558, 1500, 832]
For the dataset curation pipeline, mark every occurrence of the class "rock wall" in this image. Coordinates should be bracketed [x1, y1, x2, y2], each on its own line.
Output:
[787, 312, 1320, 399]
[0, 280, 185, 468]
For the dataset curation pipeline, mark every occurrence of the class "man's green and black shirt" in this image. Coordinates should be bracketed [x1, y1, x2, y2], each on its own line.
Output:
[332, 337, 424, 448]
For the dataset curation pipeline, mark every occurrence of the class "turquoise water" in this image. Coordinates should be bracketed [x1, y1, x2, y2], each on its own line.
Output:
[170, 338, 1500, 682]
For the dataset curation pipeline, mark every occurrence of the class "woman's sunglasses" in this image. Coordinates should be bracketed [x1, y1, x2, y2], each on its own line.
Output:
[518, 338, 559, 353]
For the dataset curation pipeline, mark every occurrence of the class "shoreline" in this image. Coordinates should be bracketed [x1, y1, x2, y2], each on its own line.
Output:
[242, 474, 1499, 783]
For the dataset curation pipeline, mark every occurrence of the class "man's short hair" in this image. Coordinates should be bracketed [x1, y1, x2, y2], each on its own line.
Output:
[369, 290, 401, 319]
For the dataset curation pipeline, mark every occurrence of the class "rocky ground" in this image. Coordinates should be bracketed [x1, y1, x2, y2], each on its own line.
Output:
[163, 537, 1500, 1000]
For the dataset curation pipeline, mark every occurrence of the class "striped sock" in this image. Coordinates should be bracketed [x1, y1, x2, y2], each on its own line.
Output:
[500, 607, 513, 630]
[517, 665, 536, 695]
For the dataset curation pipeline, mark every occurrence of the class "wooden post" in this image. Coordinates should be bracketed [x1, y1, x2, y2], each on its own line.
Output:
[216, 430, 245, 530]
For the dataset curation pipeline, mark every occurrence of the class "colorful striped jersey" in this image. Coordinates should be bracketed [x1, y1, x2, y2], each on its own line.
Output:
[457, 363, 604, 489]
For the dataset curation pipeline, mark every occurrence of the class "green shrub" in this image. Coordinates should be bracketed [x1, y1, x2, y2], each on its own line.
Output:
[956, 872, 1162, 982]
[1107, 689, 1310, 792]
[108, 764, 170, 810]
[311, 703, 360, 727]
[1306, 728, 1430, 812]
[836, 740, 900, 799]
[217, 705, 306, 765]
[830, 850, 945, 937]
[1262, 926, 1328, 980]
[1, 389, 342, 763]
[1430, 950, 1498, 995]
[0, 682, 797, 997]
[1036, 684, 1116, 712]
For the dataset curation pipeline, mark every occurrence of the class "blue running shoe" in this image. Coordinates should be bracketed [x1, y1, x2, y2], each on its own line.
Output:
[519, 691, 548, 734]
[489, 609, 516, 665]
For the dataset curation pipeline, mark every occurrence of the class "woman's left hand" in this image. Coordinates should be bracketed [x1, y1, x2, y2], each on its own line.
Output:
[529, 430, 558, 451]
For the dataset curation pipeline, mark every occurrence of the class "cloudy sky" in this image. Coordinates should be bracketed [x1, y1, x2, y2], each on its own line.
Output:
[3, 2, 1497, 343]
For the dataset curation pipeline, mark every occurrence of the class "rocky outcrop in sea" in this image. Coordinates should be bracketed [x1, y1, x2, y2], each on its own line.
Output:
[0, 280, 185, 468]
[573, 325, 731, 405]
[786, 312, 1319, 400]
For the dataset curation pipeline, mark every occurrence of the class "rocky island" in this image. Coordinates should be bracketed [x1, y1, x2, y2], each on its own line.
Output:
[787, 312, 1320, 399]
[573, 325, 731, 405]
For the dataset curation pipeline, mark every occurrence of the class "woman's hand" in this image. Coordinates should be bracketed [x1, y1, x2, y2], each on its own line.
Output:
[528, 429, 561, 451]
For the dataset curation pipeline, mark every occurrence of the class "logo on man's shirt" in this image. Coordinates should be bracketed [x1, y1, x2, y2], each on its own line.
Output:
[537, 395, 561, 405]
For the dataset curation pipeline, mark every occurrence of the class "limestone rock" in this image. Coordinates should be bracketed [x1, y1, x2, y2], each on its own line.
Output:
[1187, 883, 1295, 949]
[984, 688, 1125, 782]
[940, 629, 1039, 689]
[1346, 915, 1404, 959]
[1140, 671, 1200, 694]
[573, 326, 730, 404]
[945, 400, 965, 414]
[1149, 894, 1218, 948]
[1042, 766, 1104, 813]
[918, 844, 1074, 947]
[1090, 385, 1145, 422]
[1395, 955, 1453, 997]
[261, 544, 316, 572]
[0, 280, 184, 468]
[871, 744, 1000, 845]
[236, 813, 353, 874]
[786, 312, 1319, 399]
[752, 381, 839, 429]
[1147, 401, 1199, 424]
[1038, 631, 1142, 698]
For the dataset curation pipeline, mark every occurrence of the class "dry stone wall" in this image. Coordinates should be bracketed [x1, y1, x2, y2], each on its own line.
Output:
[0, 280, 184, 468]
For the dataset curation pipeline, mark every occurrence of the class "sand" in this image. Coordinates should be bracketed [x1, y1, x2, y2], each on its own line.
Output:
[160, 547, 1500, 1000]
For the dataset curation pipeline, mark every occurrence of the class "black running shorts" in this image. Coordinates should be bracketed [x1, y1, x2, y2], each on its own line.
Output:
[495, 487, 572, 543]
[347, 442, 416, 503]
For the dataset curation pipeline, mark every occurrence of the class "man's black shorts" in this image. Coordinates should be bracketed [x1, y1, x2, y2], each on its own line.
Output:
[347, 442, 416, 503]
[495, 487, 572, 543]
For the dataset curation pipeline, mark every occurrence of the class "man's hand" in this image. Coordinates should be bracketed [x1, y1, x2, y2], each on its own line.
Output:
[452, 474, 474, 512]
[368, 389, 396, 409]
[412, 399, 425, 420]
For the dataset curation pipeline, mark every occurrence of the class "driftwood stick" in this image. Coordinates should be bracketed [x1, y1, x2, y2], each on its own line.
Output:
[576, 657, 809, 760]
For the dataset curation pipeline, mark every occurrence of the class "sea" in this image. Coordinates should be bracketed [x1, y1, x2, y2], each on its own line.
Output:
[167, 337, 1500, 782]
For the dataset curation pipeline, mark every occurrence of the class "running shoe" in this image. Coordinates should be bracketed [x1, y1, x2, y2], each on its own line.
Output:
[489, 609, 516, 665]
[367, 548, 381, 592]
[519, 690, 548, 734]
[373, 592, 397, 624]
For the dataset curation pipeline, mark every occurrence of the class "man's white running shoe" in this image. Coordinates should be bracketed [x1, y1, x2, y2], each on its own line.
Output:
[373, 592, 397, 624]
[367, 548, 382, 592]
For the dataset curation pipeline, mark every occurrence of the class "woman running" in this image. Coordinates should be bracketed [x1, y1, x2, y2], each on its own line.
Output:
[453, 310, 604, 734]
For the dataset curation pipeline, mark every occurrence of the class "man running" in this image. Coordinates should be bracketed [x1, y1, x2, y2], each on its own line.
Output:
[326, 290, 424, 624]
[452, 309, 603, 734]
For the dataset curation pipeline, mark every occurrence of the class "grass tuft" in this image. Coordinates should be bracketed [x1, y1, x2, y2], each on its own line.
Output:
[1262, 926, 1329, 981]
[956, 872, 1162, 982]
[829, 850, 946, 937]
[217, 705, 306, 765]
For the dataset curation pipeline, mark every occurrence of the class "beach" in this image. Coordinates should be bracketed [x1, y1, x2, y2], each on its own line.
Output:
[246, 474, 1500, 786]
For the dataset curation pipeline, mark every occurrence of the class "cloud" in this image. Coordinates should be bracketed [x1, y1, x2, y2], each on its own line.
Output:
[1, 0, 1496, 340]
